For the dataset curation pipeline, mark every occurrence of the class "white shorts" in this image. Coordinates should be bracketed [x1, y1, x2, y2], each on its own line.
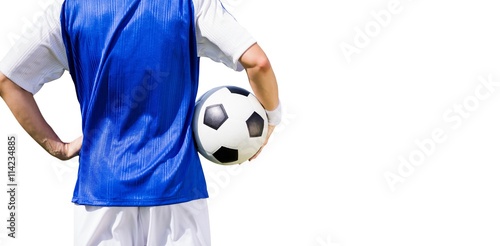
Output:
[74, 199, 211, 246]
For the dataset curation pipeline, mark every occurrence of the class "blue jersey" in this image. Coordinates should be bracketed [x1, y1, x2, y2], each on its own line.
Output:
[61, 0, 208, 206]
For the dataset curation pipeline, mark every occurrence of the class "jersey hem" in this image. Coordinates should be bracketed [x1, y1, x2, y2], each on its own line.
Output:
[71, 194, 209, 207]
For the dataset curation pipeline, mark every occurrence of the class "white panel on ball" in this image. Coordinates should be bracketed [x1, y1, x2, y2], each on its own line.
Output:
[192, 86, 268, 165]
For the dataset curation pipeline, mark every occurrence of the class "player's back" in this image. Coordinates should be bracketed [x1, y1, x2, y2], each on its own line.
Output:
[61, 0, 208, 206]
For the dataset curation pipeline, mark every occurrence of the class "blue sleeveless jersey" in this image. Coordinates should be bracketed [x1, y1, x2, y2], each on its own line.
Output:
[60, 0, 208, 206]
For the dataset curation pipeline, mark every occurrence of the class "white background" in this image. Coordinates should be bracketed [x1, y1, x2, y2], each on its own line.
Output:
[1, 0, 500, 245]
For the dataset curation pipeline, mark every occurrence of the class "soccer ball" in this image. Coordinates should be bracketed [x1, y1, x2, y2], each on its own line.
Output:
[192, 86, 268, 165]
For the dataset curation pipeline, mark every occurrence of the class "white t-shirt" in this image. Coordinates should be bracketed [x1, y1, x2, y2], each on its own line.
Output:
[0, 0, 256, 94]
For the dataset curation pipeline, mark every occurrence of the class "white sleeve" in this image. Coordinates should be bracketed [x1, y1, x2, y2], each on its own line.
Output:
[0, 1, 68, 94]
[194, 0, 256, 71]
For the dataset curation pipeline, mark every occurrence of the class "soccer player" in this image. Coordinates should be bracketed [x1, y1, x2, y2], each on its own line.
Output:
[0, 0, 281, 245]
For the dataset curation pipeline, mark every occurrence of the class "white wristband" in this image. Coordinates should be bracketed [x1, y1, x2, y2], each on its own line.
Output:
[265, 101, 282, 126]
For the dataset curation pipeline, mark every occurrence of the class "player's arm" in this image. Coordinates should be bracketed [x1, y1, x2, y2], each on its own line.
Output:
[0, 72, 81, 160]
[195, 0, 281, 159]
[240, 43, 279, 113]
[239, 43, 281, 160]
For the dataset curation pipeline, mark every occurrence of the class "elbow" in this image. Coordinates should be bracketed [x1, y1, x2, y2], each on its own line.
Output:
[254, 56, 272, 73]
[246, 55, 272, 75]
[240, 43, 272, 72]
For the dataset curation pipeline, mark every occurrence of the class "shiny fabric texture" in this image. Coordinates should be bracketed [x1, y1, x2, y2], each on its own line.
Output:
[61, 0, 208, 206]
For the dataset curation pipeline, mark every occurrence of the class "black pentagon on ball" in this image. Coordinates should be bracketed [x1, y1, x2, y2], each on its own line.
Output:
[246, 112, 265, 137]
[226, 86, 250, 96]
[204, 104, 228, 130]
[213, 146, 239, 163]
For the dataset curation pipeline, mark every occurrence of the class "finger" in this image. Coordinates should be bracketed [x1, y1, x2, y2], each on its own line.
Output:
[64, 136, 83, 160]
[249, 146, 263, 161]
[249, 124, 276, 161]
[70, 136, 83, 156]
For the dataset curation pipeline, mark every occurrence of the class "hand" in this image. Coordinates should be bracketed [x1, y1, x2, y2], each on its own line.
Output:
[64, 135, 83, 160]
[249, 124, 275, 161]
[49, 136, 83, 161]
[1, 74, 83, 161]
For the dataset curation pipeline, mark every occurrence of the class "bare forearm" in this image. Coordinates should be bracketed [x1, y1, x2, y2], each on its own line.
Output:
[0, 73, 78, 160]
[240, 43, 279, 111]
[239, 43, 280, 160]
